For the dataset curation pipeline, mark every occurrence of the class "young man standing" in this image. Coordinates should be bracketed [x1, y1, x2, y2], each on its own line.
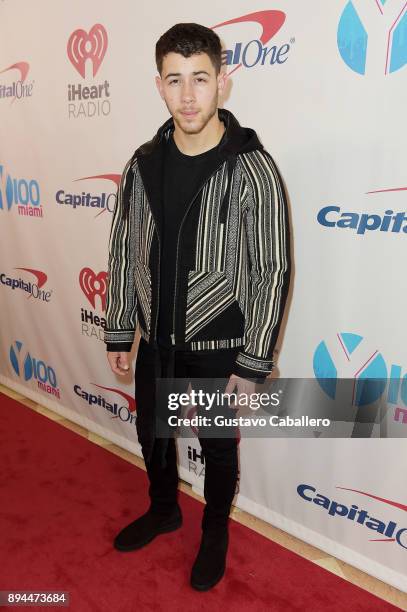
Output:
[105, 23, 291, 591]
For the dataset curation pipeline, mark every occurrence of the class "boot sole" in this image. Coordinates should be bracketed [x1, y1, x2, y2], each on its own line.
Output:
[114, 515, 182, 552]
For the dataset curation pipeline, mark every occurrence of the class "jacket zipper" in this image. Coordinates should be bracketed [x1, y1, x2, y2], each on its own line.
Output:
[171, 161, 225, 345]
[154, 230, 161, 345]
[137, 172, 162, 347]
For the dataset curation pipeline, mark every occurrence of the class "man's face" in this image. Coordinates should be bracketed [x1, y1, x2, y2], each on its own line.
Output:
[155, 51, 227, 135]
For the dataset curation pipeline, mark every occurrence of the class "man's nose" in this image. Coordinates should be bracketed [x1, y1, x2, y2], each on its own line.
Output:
[181, 80, 194, 102]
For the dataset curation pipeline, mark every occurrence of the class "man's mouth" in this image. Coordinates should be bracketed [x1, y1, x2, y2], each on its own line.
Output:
[181, 110, 199, 117]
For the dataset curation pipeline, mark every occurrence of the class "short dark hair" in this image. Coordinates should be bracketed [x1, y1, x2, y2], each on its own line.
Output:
[155, 23, 222, 76]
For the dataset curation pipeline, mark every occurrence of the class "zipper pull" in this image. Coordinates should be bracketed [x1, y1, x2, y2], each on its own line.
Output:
[171, 333, 176, 344]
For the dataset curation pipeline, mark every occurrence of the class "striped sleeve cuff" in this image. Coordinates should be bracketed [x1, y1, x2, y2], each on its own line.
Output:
[104, 328, 135, 352]
[233, 350, 274, 382]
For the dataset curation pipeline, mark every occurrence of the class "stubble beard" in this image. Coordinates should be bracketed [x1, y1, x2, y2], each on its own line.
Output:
[172, 94, 218, 135]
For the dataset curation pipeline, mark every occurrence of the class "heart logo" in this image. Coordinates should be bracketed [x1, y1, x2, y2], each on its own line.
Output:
[67, 24, 108, 78]
[79, 267, 108, 310]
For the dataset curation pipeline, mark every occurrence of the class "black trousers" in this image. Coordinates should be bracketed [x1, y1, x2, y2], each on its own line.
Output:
[135, 336, 241, 532]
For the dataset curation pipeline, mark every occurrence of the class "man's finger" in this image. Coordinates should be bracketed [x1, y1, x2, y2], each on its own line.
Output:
[224, 375, 238, 395]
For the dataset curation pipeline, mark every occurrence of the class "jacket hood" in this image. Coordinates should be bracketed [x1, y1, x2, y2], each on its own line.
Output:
[135, 107, 264, 159]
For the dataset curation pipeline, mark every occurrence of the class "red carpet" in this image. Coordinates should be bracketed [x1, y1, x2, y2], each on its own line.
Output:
[0, 391, 401, 612]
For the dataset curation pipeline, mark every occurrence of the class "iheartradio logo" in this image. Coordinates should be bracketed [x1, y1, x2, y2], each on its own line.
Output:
[79, 267, 108, 343]
[67, 24, 108, 78]
[66, 24, 111, 119]
[79, 267, 107, 310]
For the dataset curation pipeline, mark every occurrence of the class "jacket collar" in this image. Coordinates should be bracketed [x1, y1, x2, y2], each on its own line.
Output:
[134, 107, 263, 160]
[132, 108, 263, 238]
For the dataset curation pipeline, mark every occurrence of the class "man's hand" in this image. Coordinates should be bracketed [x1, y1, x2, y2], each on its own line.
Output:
[107, 351, 131, 376]
[223, 373, 256, 404]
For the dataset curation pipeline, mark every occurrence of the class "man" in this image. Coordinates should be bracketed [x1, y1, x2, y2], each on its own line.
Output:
[104, 23, 291, 591]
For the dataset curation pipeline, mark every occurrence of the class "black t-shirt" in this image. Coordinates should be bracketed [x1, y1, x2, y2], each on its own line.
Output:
[157, 130, 224, 347]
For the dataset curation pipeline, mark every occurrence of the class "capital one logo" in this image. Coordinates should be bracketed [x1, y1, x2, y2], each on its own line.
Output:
[337, 0, 407, 75]
[1, 267, 51, 302]
[74, 383, 136, 425]
[79, 267, 107, 310]
[317, 185, 407, 236]
[298, 484, 407, 549]
[55, 173, 120, 215]
[313, 332, 406, 409]
[0, 62, 33, 103]
[211, 10, 291, 76]
[67, 24, 108, 78]
[16, 268, 47, 289]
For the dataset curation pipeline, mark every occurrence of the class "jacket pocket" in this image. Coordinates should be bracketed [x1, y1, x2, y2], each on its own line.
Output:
[135, 258, 151, 334]
[185, 269, 243, 342]
[203, 222, 227, 272]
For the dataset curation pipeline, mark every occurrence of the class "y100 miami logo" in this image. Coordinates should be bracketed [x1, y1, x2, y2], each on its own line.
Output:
[0, 165, 43, 217]
[9, 340, 60, 399]
[79, 267, 107, 342]
[211, 10, 293, 76]
[314, 332, 406, 414]
[74, 384, 136, 426]
[338, 0, 407, 75]
[298, 484, 407, 549]
[317, 185, 407, 236]
[55, 173, 120, 214]
[0, 268, 52, 302]
[0, 62, 34, 103]
[67, 24, 111, 119]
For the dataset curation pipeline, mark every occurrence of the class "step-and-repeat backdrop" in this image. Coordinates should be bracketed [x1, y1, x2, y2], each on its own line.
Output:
[1, 0, 406, 592]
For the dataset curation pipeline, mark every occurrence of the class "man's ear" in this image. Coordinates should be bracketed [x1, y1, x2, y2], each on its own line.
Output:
[218, 71, 228, 96]
[155, 75, 164, 100]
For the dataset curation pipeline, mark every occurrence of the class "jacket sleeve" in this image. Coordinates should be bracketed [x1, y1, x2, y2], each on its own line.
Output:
[104, 156, 137, 352]
[233, 149, 291, 381]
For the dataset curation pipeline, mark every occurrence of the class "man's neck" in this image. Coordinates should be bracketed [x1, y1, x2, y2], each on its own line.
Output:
[172, 110, 225, 156]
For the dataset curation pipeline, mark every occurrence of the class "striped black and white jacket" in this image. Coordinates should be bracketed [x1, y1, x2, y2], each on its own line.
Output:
[104, 108, 291, 381]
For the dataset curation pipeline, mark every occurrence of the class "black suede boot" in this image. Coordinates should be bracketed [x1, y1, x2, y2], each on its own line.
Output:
[114, 438, 182, 552]
[190, 527, 229, 591]
[190, 435, 237, 589]
[114, 503, 182, 552]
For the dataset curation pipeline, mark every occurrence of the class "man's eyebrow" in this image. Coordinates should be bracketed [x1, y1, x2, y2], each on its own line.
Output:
[164, 70, 210, 80]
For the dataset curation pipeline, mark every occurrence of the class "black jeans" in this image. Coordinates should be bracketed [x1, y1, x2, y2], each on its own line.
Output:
[135, 336, 241, 533]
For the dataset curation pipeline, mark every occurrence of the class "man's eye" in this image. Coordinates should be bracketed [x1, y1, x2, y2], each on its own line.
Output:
[196, 78, 206, 83]
[169, 79, 178, 85]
